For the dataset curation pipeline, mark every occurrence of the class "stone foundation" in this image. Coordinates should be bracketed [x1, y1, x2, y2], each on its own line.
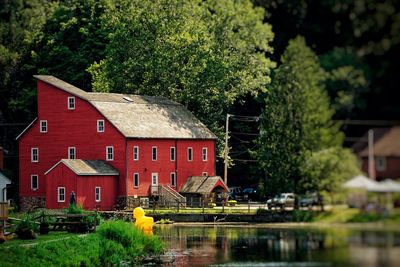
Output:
[116, 196, 142, 210]
[20, 196, 46, 211]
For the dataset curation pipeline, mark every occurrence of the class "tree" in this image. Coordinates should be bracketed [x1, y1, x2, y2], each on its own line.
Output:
[255, 36, 343, 195]
[0, 0, 58, 122]
[6, 0, 112, 122]
[300, 147, 361, 204]
[88, 0, 275, 151]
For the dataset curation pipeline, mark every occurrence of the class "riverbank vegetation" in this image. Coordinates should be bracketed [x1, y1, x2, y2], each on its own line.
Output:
[292, 207, 400, 225]
[0, 220, 163, 266]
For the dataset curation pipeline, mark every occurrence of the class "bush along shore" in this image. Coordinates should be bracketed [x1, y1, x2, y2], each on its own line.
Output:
[1, 220, 163, 266]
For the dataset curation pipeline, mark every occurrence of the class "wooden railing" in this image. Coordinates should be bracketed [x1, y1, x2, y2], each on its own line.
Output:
[159, 185, 186, 207]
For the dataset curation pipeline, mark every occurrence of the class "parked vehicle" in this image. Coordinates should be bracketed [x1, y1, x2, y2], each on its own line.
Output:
[228, 187, 242, 200]
[240, 187, 260, 201]
[267, 193, 295, 209]
[299, 193, 320, 207]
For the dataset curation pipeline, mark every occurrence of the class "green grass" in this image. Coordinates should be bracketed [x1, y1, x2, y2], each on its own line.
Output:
[1, 232, 74, 248]
[313, 207, 400, 224]
[0, 220, 164, 266]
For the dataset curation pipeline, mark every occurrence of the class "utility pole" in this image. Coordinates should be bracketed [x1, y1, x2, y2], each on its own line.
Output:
[368, 129, 376, 179]
[224, 114, 230, 186]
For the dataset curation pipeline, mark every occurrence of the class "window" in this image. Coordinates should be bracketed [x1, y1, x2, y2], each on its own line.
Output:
[95, 187, 101, 202]
[376, 156, 386, 171]
[133, 146, 139, 161]
[97, 120, 105, 132]
[152, 146, 157, 161]
[170, 172, 176, 187]
[68, 147, 76, 159]
[152, 173, 158, 186]
[187, 147, 193, 161]
[31, 175, 38, 190]
[106, 146, 114, 161]
[31, 148, 39, 162]
[40, 120, 47, 133]
[58, 187, 65, 202]
[202, 172, 208, 177]
[68, 97, 75, 110]
[202, 147, 208, 161]
[169, 147, 176, 161]
[133, 173, 139, 188]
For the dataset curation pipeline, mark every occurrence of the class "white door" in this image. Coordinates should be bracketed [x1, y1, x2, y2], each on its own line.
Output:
[151, 173, 158, 194]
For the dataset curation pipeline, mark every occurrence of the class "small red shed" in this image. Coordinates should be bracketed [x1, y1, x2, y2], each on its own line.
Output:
[45, 159, 118, 210]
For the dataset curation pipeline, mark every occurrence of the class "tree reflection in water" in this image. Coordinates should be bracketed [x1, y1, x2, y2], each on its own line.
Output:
[156, 224, 400, 267]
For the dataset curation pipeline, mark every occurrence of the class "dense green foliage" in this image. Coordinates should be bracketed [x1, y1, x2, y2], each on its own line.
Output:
[1, 220, 163, 266]
[88, 0, 274, 148]
[2, 0, 396, 192]
[255, 36, 345, 195]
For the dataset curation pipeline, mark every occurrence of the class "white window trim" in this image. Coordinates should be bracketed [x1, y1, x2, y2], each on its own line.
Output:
[133, 173, 139, 188]
[376, 156, 387, 171]
[58, 187, 66, 202]
[202, 147, 208, 162]
[187, 147, 193, 162]
[68, 96, 75, 110]
[170, 147, 176, 161]
[31, 174, 39, 190]
[97, 120, 105, 132]
[31, 148, 39, 163]
[170, 172, 176, 187]
[151, 173, 158, 186]
[152, 146, 157, 161]
[133, 146, 139, 161]
[40, 120, 47, 133]
[95, 187, 101, 202]
[106, 146, 114, 161]
[68, 147, 76, 159]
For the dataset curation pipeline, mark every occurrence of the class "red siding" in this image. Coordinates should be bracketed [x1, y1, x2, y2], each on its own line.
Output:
[46, 164, 77, 209]
[126, 139, 215, 196]
[19, 80, 127, 200]
[19, 78, 217, 208]
[361, 156, 400, 180]
[46, 163, 117, 210]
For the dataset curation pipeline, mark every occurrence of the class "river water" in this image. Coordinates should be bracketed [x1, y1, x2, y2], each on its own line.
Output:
[155, 223, 400, 267]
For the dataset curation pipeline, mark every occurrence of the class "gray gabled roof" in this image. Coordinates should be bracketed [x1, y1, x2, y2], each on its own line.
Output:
[45, 159, 119, 176]
[33, 75, 217, 139]
[180, 176, 228, 194]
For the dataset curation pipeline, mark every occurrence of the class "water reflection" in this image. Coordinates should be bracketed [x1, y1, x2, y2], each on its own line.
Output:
[155, 224, 400, 267]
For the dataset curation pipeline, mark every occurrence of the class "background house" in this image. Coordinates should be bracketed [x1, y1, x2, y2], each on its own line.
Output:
[17, 76, 217, 210]
[0, 147, 11, 202]
[352, 126, 400, 180]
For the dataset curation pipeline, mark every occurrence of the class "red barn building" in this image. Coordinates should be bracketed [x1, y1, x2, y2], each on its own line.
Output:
[17, 76, 217, 210]
[352, 127, 400, 180]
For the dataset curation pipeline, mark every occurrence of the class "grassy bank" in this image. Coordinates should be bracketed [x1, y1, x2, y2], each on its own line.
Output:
[0, 220, 163, 266]
[292, 207, 400, 224]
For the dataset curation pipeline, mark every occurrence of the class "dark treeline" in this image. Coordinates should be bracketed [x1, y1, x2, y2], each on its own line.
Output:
[0, 0, 398, 198]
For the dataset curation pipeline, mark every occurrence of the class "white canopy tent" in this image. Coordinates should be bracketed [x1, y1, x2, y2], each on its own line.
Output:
[343, 175, 379, 191]
[343, 175, 400, 209]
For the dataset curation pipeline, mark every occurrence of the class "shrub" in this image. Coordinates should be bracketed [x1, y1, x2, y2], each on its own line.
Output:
[97, 220, 163, 265]
[292, 210, 314, 222]
[15, 215, 38, 239]
[66, 204, 84, 214]
[2, 220, 164, 266]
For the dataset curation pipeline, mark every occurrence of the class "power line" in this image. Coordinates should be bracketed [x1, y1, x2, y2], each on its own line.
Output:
[334, 120, 400, 126]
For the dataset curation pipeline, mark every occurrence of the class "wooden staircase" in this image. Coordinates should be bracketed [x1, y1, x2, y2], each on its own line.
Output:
[158, 185, 186, 207]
